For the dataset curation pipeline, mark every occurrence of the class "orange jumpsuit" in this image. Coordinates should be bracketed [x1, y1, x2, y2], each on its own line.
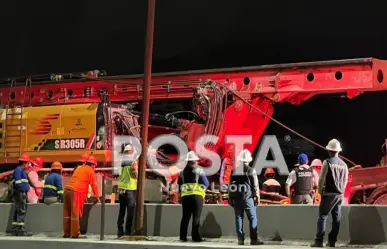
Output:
[63, 165, 99, 237]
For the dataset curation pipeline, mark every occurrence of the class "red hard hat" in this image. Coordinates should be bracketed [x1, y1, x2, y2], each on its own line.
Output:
[79, 154, 89, 163]
[51, 161, 63, 170]
[264, 168, 275, 176]
[32, 157, 44, 168]
[86, 155, 97, 166]
[19, 153, 30, 162]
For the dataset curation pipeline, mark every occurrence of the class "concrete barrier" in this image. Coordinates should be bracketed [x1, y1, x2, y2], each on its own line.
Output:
[0, 203, 386, 244]
[0, 237, 355, 249]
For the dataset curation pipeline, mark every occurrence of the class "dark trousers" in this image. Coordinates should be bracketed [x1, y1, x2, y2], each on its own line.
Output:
[233, 198, 258, 242]
[291, 194, 314, 204]
[180, 195, 203, 241]
[12, 191, 28, 232]
[117, 190, 136, 235]
[315, 194, 343, 244]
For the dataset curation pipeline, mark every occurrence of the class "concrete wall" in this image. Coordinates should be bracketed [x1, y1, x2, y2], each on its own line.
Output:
[1, 203, 387, 244]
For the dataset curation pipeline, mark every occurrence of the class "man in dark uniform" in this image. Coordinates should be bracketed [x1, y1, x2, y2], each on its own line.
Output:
[228, 149, 264, 246]
[11, 153, 33, 236]
[178, 151, 209, 242]
[285, 153, 319, 204]
[311, 139, 348, 248]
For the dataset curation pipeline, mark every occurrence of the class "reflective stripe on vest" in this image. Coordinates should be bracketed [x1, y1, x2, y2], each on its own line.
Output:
[44, 184, 57, 190]
[15, 179, 28, 184]
[181, 183, 206, 198]
[44, 184, 63, 194]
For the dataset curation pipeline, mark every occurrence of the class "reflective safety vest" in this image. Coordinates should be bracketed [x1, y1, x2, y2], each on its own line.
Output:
[180, 170, 206, 198]
[181, 183, 206, 198]
[118, 162, 137, 191]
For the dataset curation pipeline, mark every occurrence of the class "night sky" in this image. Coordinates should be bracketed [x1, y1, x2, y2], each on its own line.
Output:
[1, 1, 387, 167]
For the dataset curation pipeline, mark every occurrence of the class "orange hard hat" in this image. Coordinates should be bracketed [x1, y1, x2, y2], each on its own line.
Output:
[79, 154, 89, 163]
[32, 157, 44, 168]
[51, 161, 63, 170]
[311, 159, 323, 168]
[264, 168, 275, 176]
[86, 155, 97, 166]
[19, 153, 30, 162]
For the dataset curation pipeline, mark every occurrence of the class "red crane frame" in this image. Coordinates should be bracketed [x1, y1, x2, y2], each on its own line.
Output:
[0, 58, 386, 106]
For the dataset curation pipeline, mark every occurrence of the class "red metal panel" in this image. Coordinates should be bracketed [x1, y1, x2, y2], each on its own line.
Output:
[1, 58, 387, 106]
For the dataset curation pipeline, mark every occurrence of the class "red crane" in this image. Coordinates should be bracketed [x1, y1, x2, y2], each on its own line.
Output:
[1, 57, 387, 204]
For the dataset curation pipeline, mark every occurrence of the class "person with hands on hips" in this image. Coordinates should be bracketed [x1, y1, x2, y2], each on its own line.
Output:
[228, 149, 263, 246]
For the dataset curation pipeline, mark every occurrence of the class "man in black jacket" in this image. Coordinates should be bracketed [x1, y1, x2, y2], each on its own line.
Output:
[228, 149, 263, 246]
[311, 139, 348, 248]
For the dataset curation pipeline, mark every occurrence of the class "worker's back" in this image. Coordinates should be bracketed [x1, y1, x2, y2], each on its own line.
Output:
[65, 165, 96, 194]
[262, 179, 281, 194]
[44, 172, 63, 198]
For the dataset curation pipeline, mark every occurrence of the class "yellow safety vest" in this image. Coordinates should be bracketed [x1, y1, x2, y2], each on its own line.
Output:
[118, 162, 137, 191]
[181, 183, 206, 198]
[180, 169, 206, 198]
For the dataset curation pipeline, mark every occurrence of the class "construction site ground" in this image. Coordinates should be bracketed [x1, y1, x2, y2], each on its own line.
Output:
[0, 234, 385, 249]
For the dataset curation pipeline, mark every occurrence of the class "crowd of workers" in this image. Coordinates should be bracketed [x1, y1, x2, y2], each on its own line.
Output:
[7, 138, 349, 248]
[178, 138, 348, 248]
[9, 152, 100, 237]
[8, 144, 138, 239]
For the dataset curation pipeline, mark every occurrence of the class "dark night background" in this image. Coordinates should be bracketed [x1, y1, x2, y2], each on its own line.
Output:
[1, 1, 387, 168]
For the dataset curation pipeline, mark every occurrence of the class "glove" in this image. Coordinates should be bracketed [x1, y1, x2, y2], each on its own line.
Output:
[254, 196, 260, 206]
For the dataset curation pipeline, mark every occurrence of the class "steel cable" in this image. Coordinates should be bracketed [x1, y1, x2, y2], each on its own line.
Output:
[75, 75, 357, 166]
[216, 82, 357, 166]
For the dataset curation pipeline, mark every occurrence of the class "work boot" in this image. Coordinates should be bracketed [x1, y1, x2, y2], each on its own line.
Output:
[192, 238, 205, 242]
[326, 242, 336, 247]
[117, 227, 124, 238]
[251, 239, 264, 245]
[63, 235, 70, 238]
[179, 238, 188, 242]
[72, 235, 87, 239]
[238, 240, 244, 245]
[310, 241, 323, 247]
[17, 231, 33, 237]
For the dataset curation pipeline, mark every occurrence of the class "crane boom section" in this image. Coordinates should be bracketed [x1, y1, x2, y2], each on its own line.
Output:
[0, 58, 386, 106]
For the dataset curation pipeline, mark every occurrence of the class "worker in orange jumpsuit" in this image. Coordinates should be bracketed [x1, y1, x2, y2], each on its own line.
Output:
[262, 168, 281, 194]
[63, 155, 100, 238]
[76, 153, 93, 201]
[74, 154, 89, 171]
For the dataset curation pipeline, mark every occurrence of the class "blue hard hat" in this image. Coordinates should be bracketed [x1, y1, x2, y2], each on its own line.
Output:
[298, 153, 308, 164]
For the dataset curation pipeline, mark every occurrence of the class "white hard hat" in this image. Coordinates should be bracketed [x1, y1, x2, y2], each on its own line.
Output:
[185, 151, 200, 161]
[326, 139, 342, 152]
[311, 159, 322, 167]
[237, 149, 253, 162]
[124, 144, 133, 152]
